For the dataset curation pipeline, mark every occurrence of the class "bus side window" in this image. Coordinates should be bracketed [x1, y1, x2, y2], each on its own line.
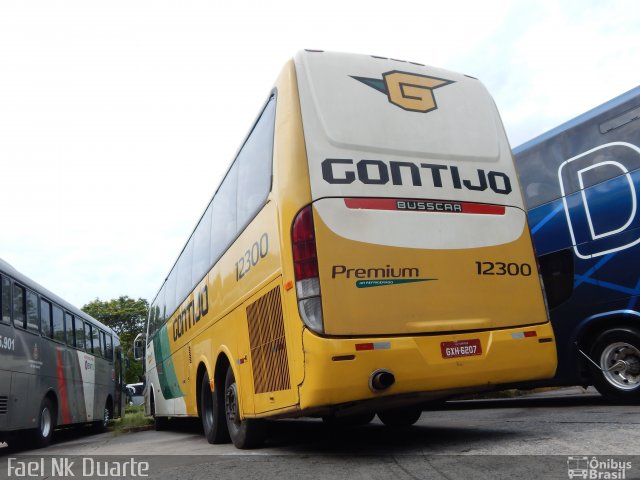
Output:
[40, 298, 52, 338]
[85, 322, 93, 354]
[211, 161, 239, 264]
[1, 275, 10, 324]
[25, 290, 39, 332]
[13, 284, 26, 329]
[100, 331, 107, 358]
[106, 334, 113, 362]
[75, 318, 85, 350]
[175, 238, 194, 308]
[65, 313, 76, 347]
[92, 326, 101, 357]
[236, 95, 275, 229]
[52, 304, 65, 343]
[150, 286, 166, 338]
[164, 271, 177, 328]
[192, 202, 213, 286]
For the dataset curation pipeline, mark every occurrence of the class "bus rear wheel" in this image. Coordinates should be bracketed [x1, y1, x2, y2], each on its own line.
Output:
[590, 328, 640, 404]
[93, 400, 111, 433]
[377, 407, 422, 428]
[200, 370, 229, 444]
[33, 397, 56, 448]
[224, 367, 265, 449]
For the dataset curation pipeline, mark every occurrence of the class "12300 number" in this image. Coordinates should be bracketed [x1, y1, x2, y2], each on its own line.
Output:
[475, 261, 532, 276]
[236, 233, 269, 281]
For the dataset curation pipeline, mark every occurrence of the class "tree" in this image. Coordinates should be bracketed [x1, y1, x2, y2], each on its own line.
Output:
[82, 296, 148, 384]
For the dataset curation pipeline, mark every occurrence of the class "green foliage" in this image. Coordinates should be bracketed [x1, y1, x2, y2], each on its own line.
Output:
[112, 405, 153, 434]
[82, 296, 148, 384]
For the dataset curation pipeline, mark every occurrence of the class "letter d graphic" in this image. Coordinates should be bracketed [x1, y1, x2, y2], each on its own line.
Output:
[559, 142, 640, 259]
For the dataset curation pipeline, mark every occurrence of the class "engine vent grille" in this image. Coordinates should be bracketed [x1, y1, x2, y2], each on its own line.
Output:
[246, 286, 291, 394]
[0, 396, 8, 415]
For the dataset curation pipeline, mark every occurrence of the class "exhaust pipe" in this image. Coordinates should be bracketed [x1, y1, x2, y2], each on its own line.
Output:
[369, 369, 395, 392]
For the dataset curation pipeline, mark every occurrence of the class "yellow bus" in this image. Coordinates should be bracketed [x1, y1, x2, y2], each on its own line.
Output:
[138, 50, 557, 449]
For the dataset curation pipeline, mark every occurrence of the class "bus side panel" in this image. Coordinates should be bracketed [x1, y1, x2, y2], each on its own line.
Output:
[145, 361, 173, 417]
[0, 369, 9, 430]
[7, 372, 37, 430]
[270, 60, 313, 403]
[313, 203, 548, 337]
[188, 305, 245, 416]
[6, 329, 45, 431]
[144, 60, 312, 420]
[238, 277, 299, 415]
[93, 356, 114, 421]
[148, 324, 180, 416]
[58, 347, 85, 424]
[0, 322, 16, 431]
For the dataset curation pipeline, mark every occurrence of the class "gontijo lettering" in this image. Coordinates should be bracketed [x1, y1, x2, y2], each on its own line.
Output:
[172, 284, 209, 341]
[321, 158, 512, 195]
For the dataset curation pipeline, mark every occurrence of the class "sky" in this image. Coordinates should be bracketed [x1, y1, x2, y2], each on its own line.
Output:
[0, 0, 638, 308]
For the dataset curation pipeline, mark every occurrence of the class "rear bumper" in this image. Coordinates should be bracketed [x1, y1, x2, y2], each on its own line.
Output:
[299, 323, 557, 411]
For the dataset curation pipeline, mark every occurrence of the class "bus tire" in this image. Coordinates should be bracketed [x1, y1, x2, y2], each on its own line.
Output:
[150, 392, 169, 431]
[589, 328, 640, 404]
[224, 367, 265, 449]
[33, 397, 56, 448]
[377, 407, 422, 428]
[322, 412, 375, 427]
[200, 370, 229, 444]
[154, 415, 169, 431]
[93, 399, 111, 433]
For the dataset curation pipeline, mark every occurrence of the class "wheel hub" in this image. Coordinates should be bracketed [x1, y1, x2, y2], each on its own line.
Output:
[225, 384, 239, 424]
[41, 408, 51, 438]
[601, 342, 640, 391]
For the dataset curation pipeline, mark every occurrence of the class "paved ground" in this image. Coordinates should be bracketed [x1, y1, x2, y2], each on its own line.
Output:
[1, 388, 638, 479]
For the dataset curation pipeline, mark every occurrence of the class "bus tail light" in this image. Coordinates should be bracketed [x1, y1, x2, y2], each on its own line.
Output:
[292, 206, 324, 333]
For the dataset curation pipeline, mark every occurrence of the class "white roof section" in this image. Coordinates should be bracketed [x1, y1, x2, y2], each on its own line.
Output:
[293, 50, 520, 208]
[294, 50, 502, 162]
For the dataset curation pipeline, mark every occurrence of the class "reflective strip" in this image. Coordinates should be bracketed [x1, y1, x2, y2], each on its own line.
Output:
[344, 198, 505, 215]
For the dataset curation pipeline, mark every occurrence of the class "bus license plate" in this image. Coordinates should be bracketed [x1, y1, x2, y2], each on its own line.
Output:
[440, 339, 482, 359]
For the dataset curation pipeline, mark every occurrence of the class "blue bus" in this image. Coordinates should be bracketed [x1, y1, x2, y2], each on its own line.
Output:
[513, 86, 640, 403]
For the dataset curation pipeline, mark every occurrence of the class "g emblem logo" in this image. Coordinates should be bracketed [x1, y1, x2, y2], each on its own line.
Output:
[352, 70, 454, 113]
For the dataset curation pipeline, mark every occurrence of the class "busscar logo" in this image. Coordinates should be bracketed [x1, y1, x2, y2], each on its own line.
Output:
[351, 70, 454, 113]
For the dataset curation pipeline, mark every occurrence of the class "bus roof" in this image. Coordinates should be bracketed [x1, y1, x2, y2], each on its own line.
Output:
[513, 85, 640, 155]
[0, 258, 117, 337]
